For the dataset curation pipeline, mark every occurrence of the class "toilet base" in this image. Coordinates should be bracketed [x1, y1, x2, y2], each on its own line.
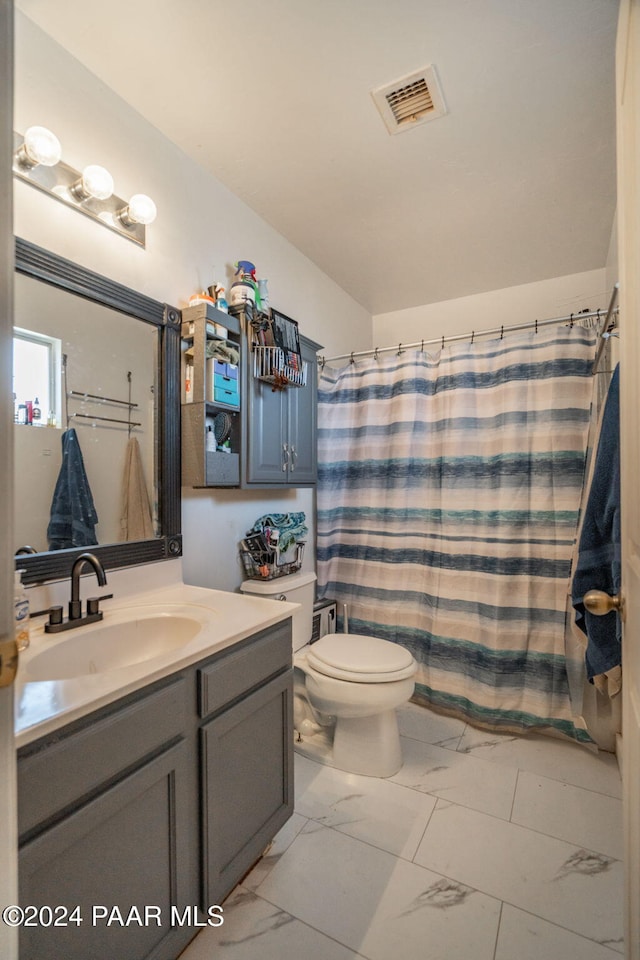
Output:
[294, 726, 336, 768]
[332, 710, 402, 777]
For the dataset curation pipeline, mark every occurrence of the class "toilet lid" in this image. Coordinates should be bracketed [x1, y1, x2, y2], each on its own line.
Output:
[307, 635, 417, 683]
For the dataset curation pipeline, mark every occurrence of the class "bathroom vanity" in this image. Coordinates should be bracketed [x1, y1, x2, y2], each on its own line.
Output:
[15, 586, 295, 960]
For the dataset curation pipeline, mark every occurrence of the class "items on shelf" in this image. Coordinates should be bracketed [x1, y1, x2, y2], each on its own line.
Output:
[257, 278, 269, 313]
[228, 260, 269, 314]
[240, 511, 308, 580]
[250, 307, 307, 389]
[181, 301, 242, 487]
[183, 337, 240, 407]
[229, 260, 259, 308]
[188, 290, 216, 307]
[187, 277, 228, 314]
[14, 394, 45, 426]
[210, 283, 228, 313]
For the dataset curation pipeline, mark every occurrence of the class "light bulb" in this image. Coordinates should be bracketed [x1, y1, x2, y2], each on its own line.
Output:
[78, 164, 114, 200]
[20, 126, 62, 167]
[120, 193, 157, 226]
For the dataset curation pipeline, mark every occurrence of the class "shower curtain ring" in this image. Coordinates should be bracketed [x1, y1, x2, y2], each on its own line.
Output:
[441, 335, 445, 350]
[350, 352, 355, 364]
[535, 318, 538, 334]
[570, 313, 574, 328]
[374, 347, 379, 360]
[398, 343, 403, 355]
[500, 325, 504, 340]
[320, 355, 326, 369]
[471, 330, 475, 344]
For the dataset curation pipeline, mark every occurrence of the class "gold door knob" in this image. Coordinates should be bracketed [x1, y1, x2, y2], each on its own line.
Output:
[583, 590, 625, 618]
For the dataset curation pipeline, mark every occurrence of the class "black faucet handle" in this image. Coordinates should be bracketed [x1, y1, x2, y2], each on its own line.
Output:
[48, 605, 63, 626]
[87, 594, 113, 616]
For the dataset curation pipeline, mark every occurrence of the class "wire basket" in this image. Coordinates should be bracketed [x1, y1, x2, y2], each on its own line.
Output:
[240, 541, 306, 580]
[252, 346, 307, 388]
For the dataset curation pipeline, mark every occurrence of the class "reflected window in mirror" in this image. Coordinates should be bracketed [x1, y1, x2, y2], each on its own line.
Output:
[13, 327, 61, 427]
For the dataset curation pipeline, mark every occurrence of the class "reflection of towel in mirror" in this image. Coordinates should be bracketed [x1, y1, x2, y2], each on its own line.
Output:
[47, 428, 99, 550]
[120, 437, 154, 541]
[571, 364, 621, 683]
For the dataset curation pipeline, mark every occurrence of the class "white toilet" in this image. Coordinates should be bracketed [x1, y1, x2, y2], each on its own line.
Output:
[240, 571, 417, 777]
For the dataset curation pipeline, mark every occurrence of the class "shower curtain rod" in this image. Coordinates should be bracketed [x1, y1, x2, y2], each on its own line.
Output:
[319, 284, 620, 366]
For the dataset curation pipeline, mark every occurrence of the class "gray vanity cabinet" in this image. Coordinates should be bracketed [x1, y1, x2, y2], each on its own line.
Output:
[201, 671, 293, 903]
[198, 619, 294, 904]
[19, 741, 193, 960]
[244, 333, 320, 486]
[16, 618, 294, 960]
[17, 676, 198, 960]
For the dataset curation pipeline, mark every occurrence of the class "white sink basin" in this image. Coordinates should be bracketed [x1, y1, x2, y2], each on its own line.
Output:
[25, 613, 204, 682]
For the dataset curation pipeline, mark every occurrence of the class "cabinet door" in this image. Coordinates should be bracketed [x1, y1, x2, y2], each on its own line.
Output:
[201, 670, 294, 904]
[287, 340, 318, 484]
[19, 741, 195, 960]
[245, 373, 288, 483]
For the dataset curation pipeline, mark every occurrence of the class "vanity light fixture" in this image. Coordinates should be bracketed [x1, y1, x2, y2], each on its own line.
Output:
[12, 129, 156, 248]
[117, 193, 157, 226]
[15, 125, 62, 169]
[70, 164, 115, 202]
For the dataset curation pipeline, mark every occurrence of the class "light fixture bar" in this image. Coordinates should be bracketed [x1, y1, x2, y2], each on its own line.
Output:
[12, 132, 149, 247]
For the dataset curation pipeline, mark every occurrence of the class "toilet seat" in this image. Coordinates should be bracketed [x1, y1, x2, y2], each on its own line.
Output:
[306, 634, 416, 683]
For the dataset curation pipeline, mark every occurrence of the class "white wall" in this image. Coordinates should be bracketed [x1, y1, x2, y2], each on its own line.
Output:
[372, 268, 610, 347]
[13, 13, 372, 592]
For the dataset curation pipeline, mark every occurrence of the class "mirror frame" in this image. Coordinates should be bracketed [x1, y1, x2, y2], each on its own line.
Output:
[14, 237, 182, 585]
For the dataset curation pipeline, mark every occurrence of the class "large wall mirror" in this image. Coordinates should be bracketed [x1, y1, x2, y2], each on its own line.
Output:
[14, 238, 182, 585]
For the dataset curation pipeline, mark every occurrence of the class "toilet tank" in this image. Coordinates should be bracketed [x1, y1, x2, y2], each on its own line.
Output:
[239, 571, 317, 651]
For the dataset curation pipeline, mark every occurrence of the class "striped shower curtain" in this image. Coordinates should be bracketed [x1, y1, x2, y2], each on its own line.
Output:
[317, 325, 597, 743]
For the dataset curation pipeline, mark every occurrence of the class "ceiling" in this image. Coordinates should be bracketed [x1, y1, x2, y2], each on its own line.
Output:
[15, 0, 618, 315]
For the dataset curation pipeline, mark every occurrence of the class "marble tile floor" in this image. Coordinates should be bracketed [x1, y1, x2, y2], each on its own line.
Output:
[179, 702, 624, 960]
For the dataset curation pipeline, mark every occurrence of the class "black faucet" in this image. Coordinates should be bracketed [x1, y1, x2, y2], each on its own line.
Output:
[45, 553, 110, 634]
[69, 553, 107, 620]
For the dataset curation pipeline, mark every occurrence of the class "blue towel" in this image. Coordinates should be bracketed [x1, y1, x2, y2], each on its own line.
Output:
[47, 428, 99, 550]
[571, 364, 621, 680]
[250, 512, 308, 552]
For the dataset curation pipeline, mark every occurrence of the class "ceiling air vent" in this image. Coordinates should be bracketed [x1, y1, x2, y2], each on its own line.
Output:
[371, 65, 447, 135]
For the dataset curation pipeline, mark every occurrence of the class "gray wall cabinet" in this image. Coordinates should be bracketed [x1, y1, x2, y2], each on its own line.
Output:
[181, 303, 321, 489]
[244, 332, 320, 486]
[17, 619, 293, 960]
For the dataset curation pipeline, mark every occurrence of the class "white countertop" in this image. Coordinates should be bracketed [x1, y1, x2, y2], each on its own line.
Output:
[15, 582, 298, 749]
